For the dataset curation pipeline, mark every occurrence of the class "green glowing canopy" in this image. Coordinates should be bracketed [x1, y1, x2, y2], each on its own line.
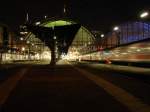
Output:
[43, 20, 73, 27]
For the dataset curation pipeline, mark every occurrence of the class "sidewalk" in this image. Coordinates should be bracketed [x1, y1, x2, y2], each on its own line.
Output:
[0, 64, 15, 70]
[0, 64, 24, 85]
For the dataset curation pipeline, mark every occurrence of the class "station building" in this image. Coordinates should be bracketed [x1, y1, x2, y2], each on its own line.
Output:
[24, 19, 95, 62]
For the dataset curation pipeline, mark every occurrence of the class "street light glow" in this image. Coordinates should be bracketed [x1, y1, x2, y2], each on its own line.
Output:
[20, 37, 24, 41]
[35, 21, 41, 25]
[22, 47, 25, 51]
[44, 15, 47, 19]
[113, 26, 119, 31]
[26, 41, 30, 44]
[137, 49, 141, 52]
[140, 11, 149, 18]
[20, 32, 28, 35]
[53, 36, 57, 40]
[101, 34, 104, 38]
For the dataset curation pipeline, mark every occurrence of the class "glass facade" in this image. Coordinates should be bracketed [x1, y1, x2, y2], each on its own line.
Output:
[100, 22, 150, 49]
[25, 20, 95, 61]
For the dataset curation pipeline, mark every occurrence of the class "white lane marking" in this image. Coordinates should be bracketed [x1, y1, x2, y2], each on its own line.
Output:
[67, 62, 150, 112]
[0, 68, 28, 105]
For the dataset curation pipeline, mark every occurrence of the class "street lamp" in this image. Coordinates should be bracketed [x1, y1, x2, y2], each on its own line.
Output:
[113, 26, 120, 46]
[53, 36, 57, 40]
[101, 34, 104, 38]
[140, 11, 149, 18]
[22, 47, 25, 51]
[20, 37, 24, 41]
[35, 21, 41, 25]
[139, 10, 149, 40]
[44, 15, 47, 19]
[113, 26, 119, 31]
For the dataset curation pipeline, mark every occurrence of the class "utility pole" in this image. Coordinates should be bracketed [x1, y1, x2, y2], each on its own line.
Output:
[63, 0, 70, 18]
[26, 13, 29, 23]
[63, 4, 67, 18]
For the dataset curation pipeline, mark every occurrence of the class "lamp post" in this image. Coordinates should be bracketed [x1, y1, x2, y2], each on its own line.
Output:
[26, 41, 30, 60]
[21, 47, 25, 60]
[139, 10, 150, 39]
[113, 26, 120, 46]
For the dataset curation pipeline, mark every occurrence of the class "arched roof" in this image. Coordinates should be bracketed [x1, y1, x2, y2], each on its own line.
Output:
[42, 20, 74, 27]
[26, 19, 95, 41]
[39, 19, 95, 42]
[25, 19, 95, 55]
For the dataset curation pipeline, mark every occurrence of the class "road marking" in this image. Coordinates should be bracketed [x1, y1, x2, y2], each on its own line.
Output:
[0, 68, 28, 106]
[67, 62, 150, 112]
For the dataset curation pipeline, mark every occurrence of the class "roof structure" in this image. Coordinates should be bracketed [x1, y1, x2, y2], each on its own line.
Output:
[25, 19, 95, 64]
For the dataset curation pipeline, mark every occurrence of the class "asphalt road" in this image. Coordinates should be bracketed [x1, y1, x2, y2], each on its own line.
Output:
[0, 61, 150, 112]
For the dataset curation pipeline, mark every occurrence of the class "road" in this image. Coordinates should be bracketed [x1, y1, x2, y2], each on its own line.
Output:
[0, 60, 150, 112]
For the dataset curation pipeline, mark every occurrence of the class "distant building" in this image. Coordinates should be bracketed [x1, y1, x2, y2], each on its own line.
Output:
[0, 23, 18, 63]
[0, 23, 17, 51]
[96, 21, 150, 50]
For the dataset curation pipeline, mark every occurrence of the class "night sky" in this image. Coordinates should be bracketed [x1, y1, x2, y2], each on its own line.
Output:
[0, 0, 149, 33]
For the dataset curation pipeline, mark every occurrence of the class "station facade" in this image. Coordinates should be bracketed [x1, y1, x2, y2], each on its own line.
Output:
[24, 19, 95, 62]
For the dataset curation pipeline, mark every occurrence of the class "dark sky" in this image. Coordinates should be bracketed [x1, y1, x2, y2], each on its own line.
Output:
[0, 0, 149, 32]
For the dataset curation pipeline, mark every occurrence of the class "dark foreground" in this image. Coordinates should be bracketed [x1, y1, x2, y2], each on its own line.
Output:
[0, 61, 150, 112]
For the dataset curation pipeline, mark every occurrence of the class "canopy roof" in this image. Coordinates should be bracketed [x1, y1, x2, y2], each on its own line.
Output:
[43, 20, 73, 27]
[26, 19, 95, 54]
